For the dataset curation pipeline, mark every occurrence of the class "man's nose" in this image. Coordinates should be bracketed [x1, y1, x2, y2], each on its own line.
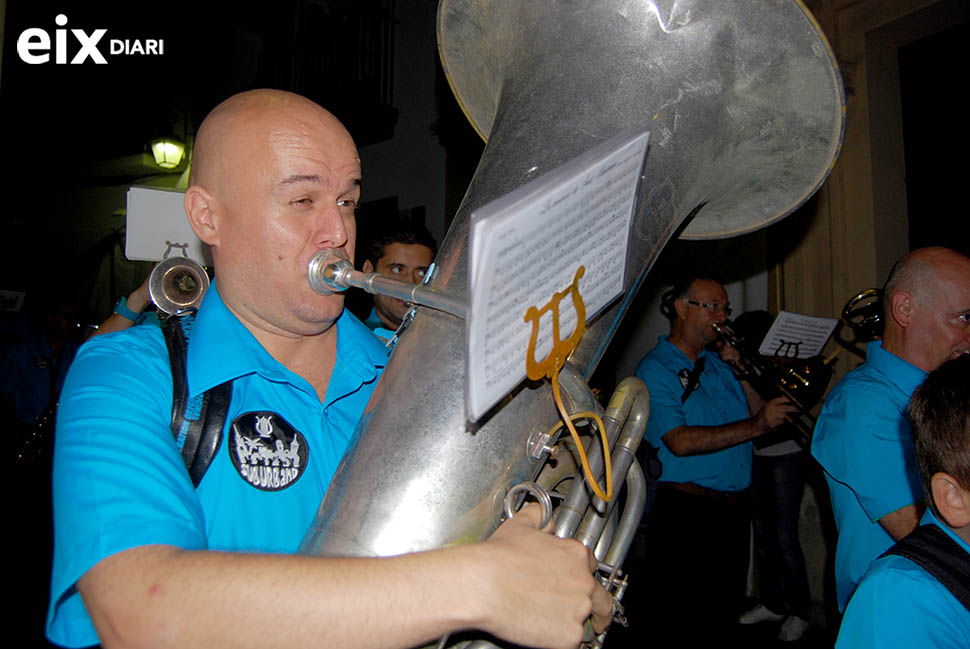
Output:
[314, 204, 349, 249]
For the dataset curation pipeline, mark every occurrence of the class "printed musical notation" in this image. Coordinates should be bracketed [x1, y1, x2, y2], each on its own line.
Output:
[758, 311, 839, 358]
[465, 127, 650, 421]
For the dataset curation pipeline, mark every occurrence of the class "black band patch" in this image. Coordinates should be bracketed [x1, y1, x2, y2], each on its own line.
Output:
[229, 411, 308, 491]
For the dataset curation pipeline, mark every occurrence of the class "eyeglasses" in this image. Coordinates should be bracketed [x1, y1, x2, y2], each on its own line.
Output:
[685, 299, 732, 316]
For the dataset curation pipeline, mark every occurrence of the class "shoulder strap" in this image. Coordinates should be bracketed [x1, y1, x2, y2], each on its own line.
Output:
[881, 523, 970, 612]
[162, 313, 232, 487]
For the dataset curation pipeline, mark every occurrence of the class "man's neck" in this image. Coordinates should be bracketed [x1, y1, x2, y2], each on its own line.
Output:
[225, 302, 340, 403]
[668, 330, 703, 362]
[881, 326, 928, 372]
[955, 523, 970, 547]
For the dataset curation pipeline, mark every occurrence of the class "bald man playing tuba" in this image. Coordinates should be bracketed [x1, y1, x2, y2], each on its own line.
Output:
[47, 90, 611, 649]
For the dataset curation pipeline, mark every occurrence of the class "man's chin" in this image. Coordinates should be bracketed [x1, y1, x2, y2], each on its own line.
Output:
[380, 314, 405, 330]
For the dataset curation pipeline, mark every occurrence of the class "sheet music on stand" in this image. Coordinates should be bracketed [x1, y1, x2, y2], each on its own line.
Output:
[466, 126, 650, 422]
[757, 310, 839, 359]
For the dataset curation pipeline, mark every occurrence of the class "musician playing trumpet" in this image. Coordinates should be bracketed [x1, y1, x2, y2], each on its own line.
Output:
[634, 277, 795, 646]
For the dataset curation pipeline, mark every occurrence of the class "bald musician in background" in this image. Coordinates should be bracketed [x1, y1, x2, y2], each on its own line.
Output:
[635, 277, 794, 643]
[812, 246, 970, 612]
[47, 89, 610, 649]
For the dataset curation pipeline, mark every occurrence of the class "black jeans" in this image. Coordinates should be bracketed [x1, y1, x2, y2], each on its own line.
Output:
[750, 451, 812, 618]
[638, 483, 750, 645]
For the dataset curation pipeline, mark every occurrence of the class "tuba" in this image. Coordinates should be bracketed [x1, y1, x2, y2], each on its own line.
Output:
[302, 0, 845, 644]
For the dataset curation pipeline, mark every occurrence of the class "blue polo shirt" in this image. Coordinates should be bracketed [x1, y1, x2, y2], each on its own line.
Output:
[636, 336, 752, 491]
[811, 340, 926, 611]
[47, 282, 388, 647]
[836, 510, 970, 648]
[363, 306, 398, 342]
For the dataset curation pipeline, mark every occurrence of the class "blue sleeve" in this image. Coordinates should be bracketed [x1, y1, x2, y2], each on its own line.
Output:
[47, 329, 208, 647]
[636, 356, 685, 448]
[812, 381, 922, 522]
[836, 557, 970, 649]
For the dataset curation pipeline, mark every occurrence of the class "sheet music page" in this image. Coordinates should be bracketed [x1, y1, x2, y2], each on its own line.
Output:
[757, 310, 839, 358]
[466, 127, 650, 422]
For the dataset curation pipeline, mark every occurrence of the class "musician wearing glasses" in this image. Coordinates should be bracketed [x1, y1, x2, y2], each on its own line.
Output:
[46, 90, 611, 649]
[634, 277, 795, 643]
[811, 246, 970, 613]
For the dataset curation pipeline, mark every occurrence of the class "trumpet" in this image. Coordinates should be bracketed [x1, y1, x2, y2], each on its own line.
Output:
[712, 320, 835, 445]
[149, 255, 210, 316]
[840, 288, 883, 344]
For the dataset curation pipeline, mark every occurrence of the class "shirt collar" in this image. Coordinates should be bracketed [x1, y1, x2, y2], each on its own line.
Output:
[866, 340, 927, 397]
[658, 334, 711, 366]
[185, 281, 387, 400]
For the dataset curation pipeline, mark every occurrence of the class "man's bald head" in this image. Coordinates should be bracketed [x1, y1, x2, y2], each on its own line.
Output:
[190, 89, 357, 193]
[884, 247, 969, 314]
[882, 246, 970, 371]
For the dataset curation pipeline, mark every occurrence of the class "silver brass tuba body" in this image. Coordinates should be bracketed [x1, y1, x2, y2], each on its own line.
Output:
[302, 0, 844, 637]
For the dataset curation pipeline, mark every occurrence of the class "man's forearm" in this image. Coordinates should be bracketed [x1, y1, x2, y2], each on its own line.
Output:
[82, 545, 485, 649]
[661, 418, 766, 457]
[79, 508, 607, 649]
[878, 502, 925, 541]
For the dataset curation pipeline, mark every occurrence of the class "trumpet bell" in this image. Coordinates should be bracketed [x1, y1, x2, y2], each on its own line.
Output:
[149, 256, 210, 316]
[841, 288, 883, 343]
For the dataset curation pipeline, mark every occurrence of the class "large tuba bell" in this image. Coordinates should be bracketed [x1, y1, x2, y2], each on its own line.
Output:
[302, 0, 844, 641]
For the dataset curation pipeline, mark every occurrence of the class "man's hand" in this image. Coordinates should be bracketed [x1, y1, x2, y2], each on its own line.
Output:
[474, 503, 613, 649]
[753, 395, 798, 432]
[128, 272, 153, 314]
[717, 340, 741, 365]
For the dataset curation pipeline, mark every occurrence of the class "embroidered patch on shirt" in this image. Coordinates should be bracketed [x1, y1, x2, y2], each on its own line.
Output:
[229, 411, 308, 491]
[678, 368, 690, 390]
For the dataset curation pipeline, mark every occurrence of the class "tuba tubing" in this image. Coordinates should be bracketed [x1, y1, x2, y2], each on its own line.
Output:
[574, 379, 649, 562]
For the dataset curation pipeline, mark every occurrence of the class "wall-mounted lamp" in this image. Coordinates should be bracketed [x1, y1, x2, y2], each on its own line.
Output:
[151, 136, 185, 169]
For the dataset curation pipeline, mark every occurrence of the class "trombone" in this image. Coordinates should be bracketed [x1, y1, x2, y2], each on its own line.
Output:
[711, 320, 835, 445]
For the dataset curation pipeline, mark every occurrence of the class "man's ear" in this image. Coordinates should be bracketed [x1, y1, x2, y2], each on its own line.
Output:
[362, 259, 374, 274]
[931, 472, 970, 528]
[889, 290, 914, 328]
[673, 297, 688, 320]
[184, 186, 220, 246]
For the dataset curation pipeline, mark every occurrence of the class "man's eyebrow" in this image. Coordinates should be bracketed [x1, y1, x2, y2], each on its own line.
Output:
[279, 174, 322, 187]
[277, 175, 362, 190]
